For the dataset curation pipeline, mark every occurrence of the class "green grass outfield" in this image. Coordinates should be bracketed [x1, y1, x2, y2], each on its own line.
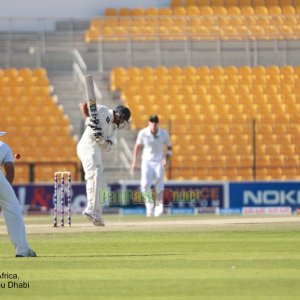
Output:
[1, 214, 300, 300]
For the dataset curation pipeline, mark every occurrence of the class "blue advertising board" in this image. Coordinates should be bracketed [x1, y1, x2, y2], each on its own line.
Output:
[14, 183, 88, 214]
[118, 180, 225, 209]
[229, 181, 300, 210]
[12, 180, 226, 214]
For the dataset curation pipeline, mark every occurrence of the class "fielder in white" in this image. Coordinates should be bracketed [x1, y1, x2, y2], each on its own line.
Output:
[0, 132, 36, 257]
[77, 103, 131, 226]
[131, 115, 172, 217]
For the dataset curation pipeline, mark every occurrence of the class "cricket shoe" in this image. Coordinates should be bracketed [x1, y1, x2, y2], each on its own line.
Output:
[92, 217, 105, 227]
[154, 204, 164, 217]
[16, 249, 37, 257]
[82, 210, 105, 226]
[145, 202, 154, 217]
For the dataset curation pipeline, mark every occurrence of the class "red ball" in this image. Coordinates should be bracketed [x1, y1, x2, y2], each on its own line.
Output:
[14, 153, 21, 160]
[163, 188, 174, 206]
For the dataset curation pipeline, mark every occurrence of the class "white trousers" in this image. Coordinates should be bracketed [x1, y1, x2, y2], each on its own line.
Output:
[77, 141, 107, 216]
[0, 171, 30, 256]
[141, 160, 165, 204]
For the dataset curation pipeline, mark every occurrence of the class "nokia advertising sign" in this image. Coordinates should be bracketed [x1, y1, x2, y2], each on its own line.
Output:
[229, 181, 300, 210]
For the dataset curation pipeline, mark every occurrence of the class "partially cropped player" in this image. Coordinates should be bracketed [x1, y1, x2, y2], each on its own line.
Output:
[77, 103, 131, 226]
[0, 132, 36, 257]
[131, 115, 172, 217]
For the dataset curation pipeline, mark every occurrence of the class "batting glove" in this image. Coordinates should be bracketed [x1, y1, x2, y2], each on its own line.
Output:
[95, 135, 105, 145]
[92, 127, 103, 139]
[87, 118, 99, 129]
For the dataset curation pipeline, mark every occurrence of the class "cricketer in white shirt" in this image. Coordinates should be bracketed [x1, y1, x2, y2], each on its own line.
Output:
[77, 103, 131, 226]
[0, 133, 36, 257]
[131, 115, 172, 217]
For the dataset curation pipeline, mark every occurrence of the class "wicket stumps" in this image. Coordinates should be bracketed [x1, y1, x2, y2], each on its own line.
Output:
[53, 171, 71, 227]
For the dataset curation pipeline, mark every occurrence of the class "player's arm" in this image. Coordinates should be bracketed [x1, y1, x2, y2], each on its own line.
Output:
[4, 161, 15, 184]
[131, 143, 142, 172]
[96, 140, 113, 152]
[162, 145, 172, 167]
[99, 130, 117, 152]
[165, 145, 172, 163]
[163, 131, 172, 166]
[79, 102, 90, 118]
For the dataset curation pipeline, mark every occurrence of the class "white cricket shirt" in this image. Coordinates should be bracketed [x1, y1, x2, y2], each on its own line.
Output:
[81, 105, 118, 145]
[0, 141, 14, 167]
[136, 127, 171, 162]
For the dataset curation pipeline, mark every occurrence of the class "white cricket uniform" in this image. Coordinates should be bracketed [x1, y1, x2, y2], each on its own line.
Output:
[136, 127, 171, 201]
[0, 141, 30, 256]
[77, 105, 118, 216]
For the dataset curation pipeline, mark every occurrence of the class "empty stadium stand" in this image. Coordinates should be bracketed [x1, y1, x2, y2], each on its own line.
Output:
[0, 68, 80, 183]
[111, 65, 300, 181]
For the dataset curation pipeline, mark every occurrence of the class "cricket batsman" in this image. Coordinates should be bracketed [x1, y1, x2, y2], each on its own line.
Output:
[77, 102, 131, 226]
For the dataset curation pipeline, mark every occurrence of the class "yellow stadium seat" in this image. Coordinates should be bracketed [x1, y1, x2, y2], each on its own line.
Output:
[185, 0, 198, 5]
[241, 6, 255, 16]
[239, 0, 252, 5]
[171, 0, 182, 7]
[200, 6, 214, 15]
[84, 27, 100, 42]
[282, 167, 299, 179]
[280, 0, 293, 5]
[119, 7, 131, 16]
[186, 6, 200, 15]
[132, 8, 145, 16]
[226, 0, 239, 6]
[145, 7, 159, 17]
[18, 68, 33, 78]
[222, 26, 239, 39]
[198, 0, 211, 5]
[281, 65, 294, 76]
[211, 0, 224, 6]
[104, 8, 117, 16]
[282, 5, 295, 14]
[227, 6, 241, 16]
[214, 6, 227, 16]
[5, 68, 18, 78]
[159, 7, 173, 15]
[267, 0, 279, 6]
[253, 0, 266, 5]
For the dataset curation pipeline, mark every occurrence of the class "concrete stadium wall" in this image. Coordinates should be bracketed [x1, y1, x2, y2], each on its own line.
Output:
[0, 0, 170, 18]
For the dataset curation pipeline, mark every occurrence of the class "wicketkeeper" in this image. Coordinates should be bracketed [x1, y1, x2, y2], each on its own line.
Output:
[77, 103, 131, 226]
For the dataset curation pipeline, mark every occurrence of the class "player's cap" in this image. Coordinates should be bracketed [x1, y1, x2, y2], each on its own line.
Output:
[0, 131, 7, 136]
[149, 115, 159, 123]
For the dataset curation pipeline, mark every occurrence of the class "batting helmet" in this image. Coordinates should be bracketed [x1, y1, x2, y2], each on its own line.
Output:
[114, 105, 131, 129]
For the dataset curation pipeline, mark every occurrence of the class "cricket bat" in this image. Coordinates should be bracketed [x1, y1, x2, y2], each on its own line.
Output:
[84, 75, 98, 120]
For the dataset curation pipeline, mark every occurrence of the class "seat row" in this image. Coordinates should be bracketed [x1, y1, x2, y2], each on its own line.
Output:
[170, 166, 300, 181]
[104, 5, 300, 16]
[86, 6, 300, 42]
[112, 65, 299, 76]
[0, 67, 47, 78]
[170, 0, 300, 7]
